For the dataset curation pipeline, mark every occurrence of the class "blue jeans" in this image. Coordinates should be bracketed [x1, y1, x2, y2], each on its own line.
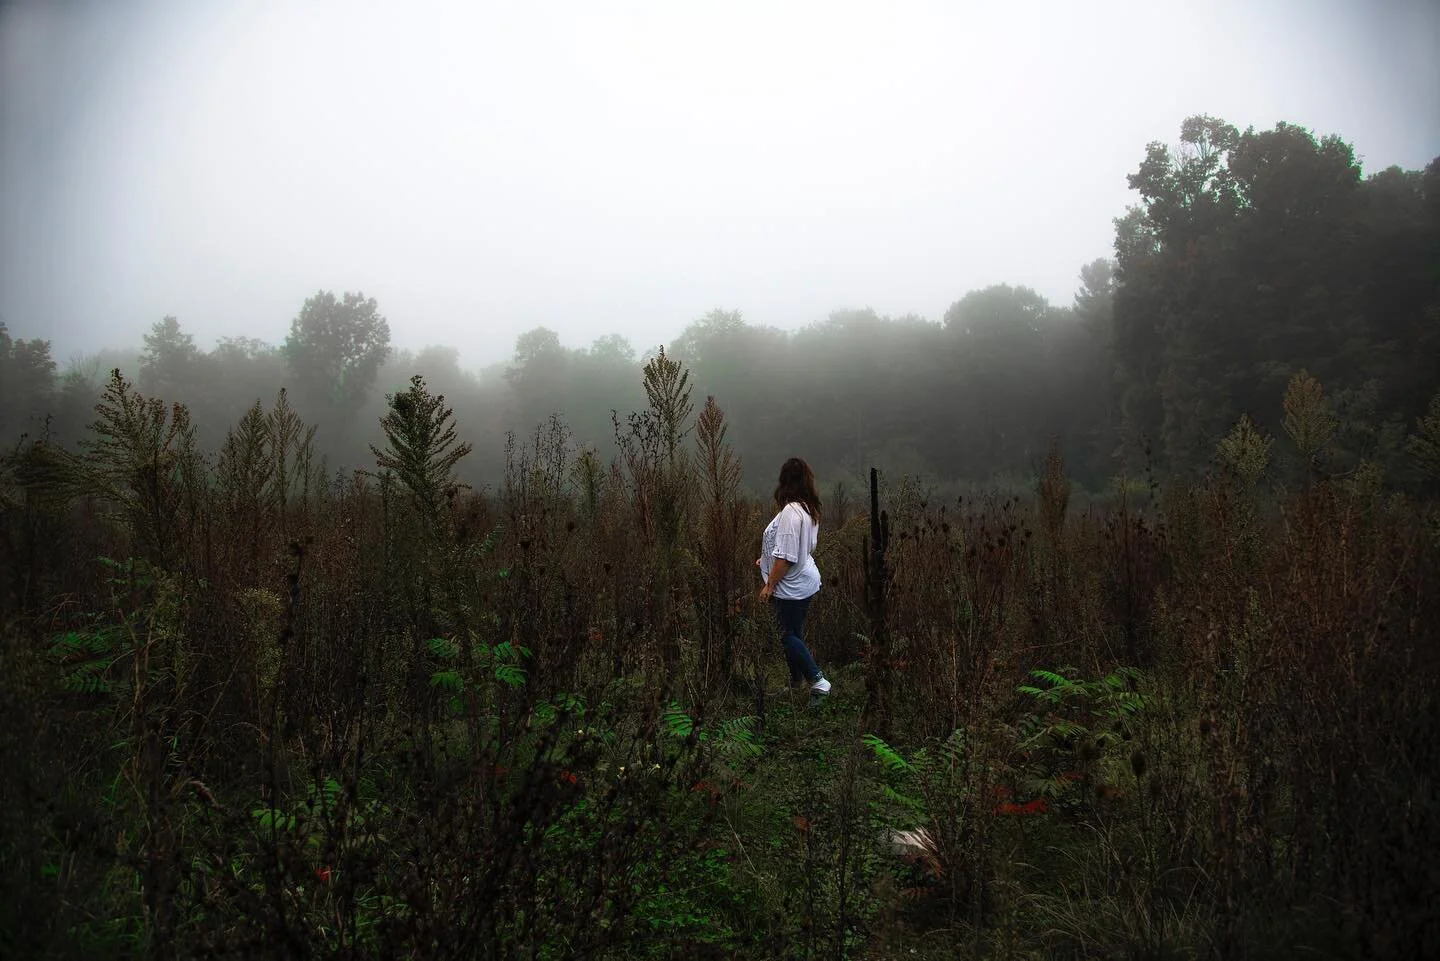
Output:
[771, 595, 822, 684]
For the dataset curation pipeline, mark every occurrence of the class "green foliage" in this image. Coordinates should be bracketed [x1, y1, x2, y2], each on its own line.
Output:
[425, 635, 460, 659]
[283, 290, 392, 415]
[642, 346, 693, 471]
[265, 387, 319, 512]
[80, 370, 201, 562]
[138, 315, 200, 396]
[1216, 413, 1273, 484]
[371, 374, 473, 524]
[426, 633, 532, 713]
[6, 392, 1439, 959]
[97, 554, 157, 590]
[0, 321, 58, 439]
[862, 732, 911, 774]
[531, 691, 587, 726]
[627, 841, 755, 955]
[4, 126, 1439, 958]
[1282, 369, 1337, 467]
[249, 775, 388, 862]
[662, 704, 762, 764]
[1014, 666, 1146, 801]
[701, 715, 762, 761]
[44, 559, 181, 701]
[1113, 116, 1433, 478]
[49, 624, 127, 695]
[1409, 390, 1440, 481]
[861, 728, 971, 831]
[662, 701, 694, 738]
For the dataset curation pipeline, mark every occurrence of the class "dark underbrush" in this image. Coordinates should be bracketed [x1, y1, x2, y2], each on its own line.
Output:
[2, 362, 1437, 959]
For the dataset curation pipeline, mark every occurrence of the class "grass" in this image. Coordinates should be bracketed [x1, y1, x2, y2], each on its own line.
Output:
[1, 369, 1438, 959]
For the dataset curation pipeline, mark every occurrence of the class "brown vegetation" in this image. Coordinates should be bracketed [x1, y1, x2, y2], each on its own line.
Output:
[1, 363, 1438, 959]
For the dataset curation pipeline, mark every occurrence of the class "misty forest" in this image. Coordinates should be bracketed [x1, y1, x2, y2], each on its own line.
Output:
[4, 103, 1440, 960]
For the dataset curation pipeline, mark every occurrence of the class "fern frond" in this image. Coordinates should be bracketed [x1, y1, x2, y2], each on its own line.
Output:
[430, 669, 463, 692]
[881, 783, 925, 813]
[494, 664, 527, 688]
[708, 716, 763, 760]
[863, 733, 911, 773]
[663, 703, 694, 738]
[426, 636, 460, 659]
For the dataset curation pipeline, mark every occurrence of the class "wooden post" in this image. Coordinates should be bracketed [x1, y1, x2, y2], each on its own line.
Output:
[863, 467, 892, 736]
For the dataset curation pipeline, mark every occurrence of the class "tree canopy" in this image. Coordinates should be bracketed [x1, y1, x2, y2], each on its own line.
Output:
[5, 117, 1437, 495]
[283, 291, 392, 419]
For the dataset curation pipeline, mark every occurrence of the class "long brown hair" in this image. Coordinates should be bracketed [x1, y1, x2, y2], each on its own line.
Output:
[773, 457, 821, 522]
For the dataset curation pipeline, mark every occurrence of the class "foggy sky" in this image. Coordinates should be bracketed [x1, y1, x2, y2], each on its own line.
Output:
[3, 0, 1438, 369]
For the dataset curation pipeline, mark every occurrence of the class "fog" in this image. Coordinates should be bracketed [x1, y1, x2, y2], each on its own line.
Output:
[8, 8, 1440, 952]
[3, 0, 1437, 366]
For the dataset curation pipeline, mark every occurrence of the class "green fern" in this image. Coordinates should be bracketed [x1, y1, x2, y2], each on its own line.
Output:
[251, 777, 345, 847]
[1013, 664, 1149, 805]
[96, 555, 155, 590]
[532, 692, 587, 726]
[426, 636, 460, 659]
[252, 808, 298, 833]
[425, 635, 532, 705]
[430, 669, 464, 693]
[663, 703, 695, 739]
[49, 625, 126, 697]
[492, 641, 530, 688]
[59, 664, 114, 696]
[1017, 666, 1085, 703]
[881, 782, 925, 815]
[492, 640, 529, 662]
[703, 716, 763, 760]
[862, 733, 912, 774]
[1033, 667, 1078, 687]
[495, 664, 527, 689]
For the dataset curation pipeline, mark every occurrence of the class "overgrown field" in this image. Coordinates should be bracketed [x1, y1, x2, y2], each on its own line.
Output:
[2, 358, 1438, 959]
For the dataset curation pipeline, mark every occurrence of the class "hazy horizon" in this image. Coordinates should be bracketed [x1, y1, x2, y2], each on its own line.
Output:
[3, 0, 1438, 369]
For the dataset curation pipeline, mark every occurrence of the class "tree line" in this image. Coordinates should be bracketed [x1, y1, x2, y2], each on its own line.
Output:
[4, 115, 1438, 493]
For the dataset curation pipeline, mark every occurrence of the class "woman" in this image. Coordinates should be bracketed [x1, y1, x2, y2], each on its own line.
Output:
[757, 457, 831, 699]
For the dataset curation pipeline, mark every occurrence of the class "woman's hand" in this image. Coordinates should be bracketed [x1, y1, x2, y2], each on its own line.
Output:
[759, 557, 789, 603]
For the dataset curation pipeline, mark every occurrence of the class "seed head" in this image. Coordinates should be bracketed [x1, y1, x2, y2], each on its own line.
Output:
[1130, 750, 1147, 779]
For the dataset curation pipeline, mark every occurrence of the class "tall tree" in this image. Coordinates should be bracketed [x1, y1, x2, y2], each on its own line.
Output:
[283, 291, 392, 422]
[139, 315, 200, 397]
[505, 327, 569, 430]
[0, 322, 57, 439]
[1106, 116, 1423, 475]
[1065, 259, 1118, 479]
[790, 309, 944, 483]
[1118, 116, 1245, 471]
[206, 337, 285, 435]
[942, 284, 1059, 471]
[670, 309, 746, 369]
[588, 333, 636, 365]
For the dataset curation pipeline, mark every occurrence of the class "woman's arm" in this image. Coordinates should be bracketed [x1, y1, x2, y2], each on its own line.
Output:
[760, 557, 791, 601]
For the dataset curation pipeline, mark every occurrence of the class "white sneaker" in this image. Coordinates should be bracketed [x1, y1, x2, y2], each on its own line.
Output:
[811, 677, 831, 696]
